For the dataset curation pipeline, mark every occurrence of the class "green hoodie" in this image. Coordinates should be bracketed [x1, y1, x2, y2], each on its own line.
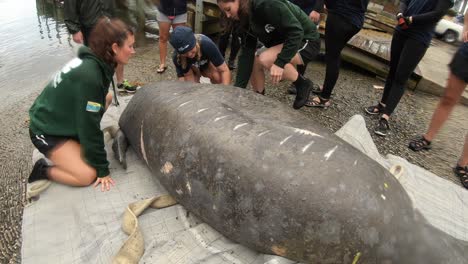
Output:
[29, 46, 114, 178]
[235, 0, 320, 88]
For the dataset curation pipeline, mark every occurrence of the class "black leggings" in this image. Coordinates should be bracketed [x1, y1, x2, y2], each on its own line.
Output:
[381, 30, 428, 116]
[218, 28, 240, 63]
[321, 13, 361, 99]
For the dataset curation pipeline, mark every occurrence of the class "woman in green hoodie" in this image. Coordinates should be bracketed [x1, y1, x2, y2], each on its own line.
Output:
[28, 18, 135, 192]
[217, 0, 321, 109]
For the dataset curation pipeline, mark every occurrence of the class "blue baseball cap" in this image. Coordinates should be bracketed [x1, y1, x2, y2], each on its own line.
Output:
[170, 26, 196, 54]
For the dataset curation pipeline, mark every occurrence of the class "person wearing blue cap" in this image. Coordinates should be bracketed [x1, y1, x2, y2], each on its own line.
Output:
[170, 26, 231, 85]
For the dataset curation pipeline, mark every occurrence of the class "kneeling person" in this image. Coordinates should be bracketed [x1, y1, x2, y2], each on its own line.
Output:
[28, 18, 136, 192]
[170, 26, 231, 85]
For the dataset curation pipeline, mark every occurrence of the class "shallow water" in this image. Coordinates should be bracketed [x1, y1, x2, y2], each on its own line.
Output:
[0, 0, 77, 106]
[0, 0, 157, 107]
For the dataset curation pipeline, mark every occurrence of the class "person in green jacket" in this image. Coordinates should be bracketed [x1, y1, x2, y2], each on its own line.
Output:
[217, 0, 321, 109]
[28, 18, 135, 192]
[64, 0, 138, 93]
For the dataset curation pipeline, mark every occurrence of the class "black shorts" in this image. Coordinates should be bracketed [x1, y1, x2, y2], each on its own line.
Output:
[298, 39, 321, 65]
[29, 129, 72, 157]
[449, 49, 468, 83]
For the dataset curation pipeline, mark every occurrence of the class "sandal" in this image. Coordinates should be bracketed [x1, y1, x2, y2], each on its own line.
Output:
[305, 96, 330, 109]
[365, 102, 385, 115]
[157, 65, 167, 74]
[454, 164, 468, 189]
[408, 136, 431, 151]
[255, 89, 265, 95]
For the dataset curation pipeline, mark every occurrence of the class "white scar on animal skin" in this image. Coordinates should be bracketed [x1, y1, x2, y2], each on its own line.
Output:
[294, 128, 323, 138]
[197, 108, 209, 113]
[324, 146, 338, 161]
[214, 115, 229, 122]
[177, 100, 193, 108]
[257, 130, 271, 137]
[302, 141, 315, 153]
[280, 135, 293, 145]
[234, 123, 248, 131]
[140, 121, 148, 165]
[186, 182, 192, 195]
[354, 160, 358, 166]
[166, 97, 179, 104]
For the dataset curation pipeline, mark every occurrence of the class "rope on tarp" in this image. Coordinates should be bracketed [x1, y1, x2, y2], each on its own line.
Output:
[113, 194, 177, 264]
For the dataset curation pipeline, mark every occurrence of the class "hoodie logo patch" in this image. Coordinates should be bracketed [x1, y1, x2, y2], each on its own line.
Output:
[86, 101, 102, 112]
[265, 24, 275, 33]
[52, 58, 83, 88]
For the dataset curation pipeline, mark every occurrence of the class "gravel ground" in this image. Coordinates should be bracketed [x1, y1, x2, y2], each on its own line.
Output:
[1, 43, 466, 262]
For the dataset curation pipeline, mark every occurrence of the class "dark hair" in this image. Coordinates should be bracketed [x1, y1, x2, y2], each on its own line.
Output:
[217, 0, 250, 29]
[88, 17, 134, 67]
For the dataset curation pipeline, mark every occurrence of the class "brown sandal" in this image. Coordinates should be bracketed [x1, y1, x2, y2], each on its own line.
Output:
[365, 102, 385, 115]
[454, 164, 468, 189]
[157, 65, 167, 74]
[305, 96, 330, 109]
[408, 136, 431, 151]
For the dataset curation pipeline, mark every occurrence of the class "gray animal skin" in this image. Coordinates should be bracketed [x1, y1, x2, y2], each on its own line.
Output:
[117, 81, 467, 264]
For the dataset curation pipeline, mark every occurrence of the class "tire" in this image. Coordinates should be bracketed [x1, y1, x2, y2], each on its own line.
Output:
[443, 30, 458, 43]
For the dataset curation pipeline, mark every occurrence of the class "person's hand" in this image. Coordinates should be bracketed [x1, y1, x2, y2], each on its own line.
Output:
[270, 64, 284, 85]
[72, 31, 84, 44]
[94, 175, 115, 192]
[309, 11, 320, 23]
[463, 29, 468, 42]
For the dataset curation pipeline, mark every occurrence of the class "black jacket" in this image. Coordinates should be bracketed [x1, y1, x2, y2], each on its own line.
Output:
[158, 0, 188, 16]
[64, 0, 115, 34]
[289, 0, 324, 14]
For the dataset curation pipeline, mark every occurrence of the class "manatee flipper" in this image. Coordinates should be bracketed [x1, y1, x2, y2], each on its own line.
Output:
[112, 129, 128, 169]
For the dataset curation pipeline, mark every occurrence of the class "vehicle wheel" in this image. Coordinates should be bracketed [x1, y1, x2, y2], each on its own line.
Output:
[443, 30, 458, 43]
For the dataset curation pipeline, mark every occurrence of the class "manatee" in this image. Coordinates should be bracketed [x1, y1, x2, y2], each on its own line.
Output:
[116, 81, 467, 263]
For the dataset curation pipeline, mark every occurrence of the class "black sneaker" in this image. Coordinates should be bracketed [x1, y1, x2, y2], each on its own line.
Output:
[374, 118, 390, 137]
[28, 158, 49, 183]
[117, 80, 138, 93]
[293, 78, 312, 109]
[365, 102, 385, 115]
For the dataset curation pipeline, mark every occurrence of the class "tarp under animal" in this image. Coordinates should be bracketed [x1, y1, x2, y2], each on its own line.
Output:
[22, 82, 468, 264]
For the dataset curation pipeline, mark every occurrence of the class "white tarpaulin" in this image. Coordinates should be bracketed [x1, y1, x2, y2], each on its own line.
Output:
[22, 97, 468, 263]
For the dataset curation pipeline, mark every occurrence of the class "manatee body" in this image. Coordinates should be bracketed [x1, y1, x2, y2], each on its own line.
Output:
[118, 81, 467, 263]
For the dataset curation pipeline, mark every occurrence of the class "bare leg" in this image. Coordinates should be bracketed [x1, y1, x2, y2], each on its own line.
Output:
[158, 22, 171, 69]
[424, 73, 466, 141]
[459, 134, 468, 166]
[47, 140, 97, 186]
[172, 22, 186, 29]
[183, 68, 201, 83]
[252, 44, 302, 92]
[201, 63, 222, 84]
[250, 56, 266, 92]
[105, 92, 112, 110]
